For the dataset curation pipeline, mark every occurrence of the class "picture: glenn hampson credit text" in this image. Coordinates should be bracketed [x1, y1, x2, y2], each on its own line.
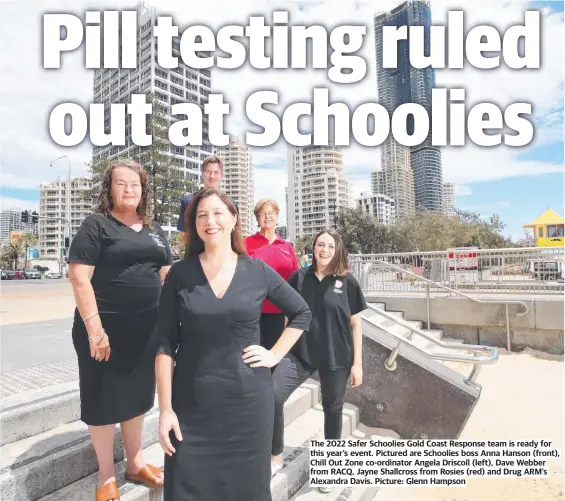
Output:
[44, 10, 541, 148]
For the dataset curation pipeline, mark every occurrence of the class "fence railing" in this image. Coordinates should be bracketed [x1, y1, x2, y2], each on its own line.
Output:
[363, 304, 499, 387]
[350, 247, 564, 295]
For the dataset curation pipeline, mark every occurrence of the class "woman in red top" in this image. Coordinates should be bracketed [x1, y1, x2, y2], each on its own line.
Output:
[245, 199, 300, 352]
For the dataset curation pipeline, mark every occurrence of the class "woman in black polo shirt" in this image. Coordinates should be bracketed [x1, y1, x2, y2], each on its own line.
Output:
[271, 229, 367, 488]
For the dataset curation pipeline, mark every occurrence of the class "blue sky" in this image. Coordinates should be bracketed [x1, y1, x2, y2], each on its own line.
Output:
[531, 1, 564, 12]
[458, 172, 563, 239]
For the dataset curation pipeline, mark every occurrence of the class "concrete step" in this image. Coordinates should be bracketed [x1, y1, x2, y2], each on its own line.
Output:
[363, 310, 404, 328]
[426, 337, 474, 377]
[1, 379, 321, 501]
[0, 368, 325, 448]
[37, 400, 361, 501]
[0, 381, 80, 446]
[365, 311, 471, 378]
[409, 329, 443, 350]
[363, 308, 446, 353]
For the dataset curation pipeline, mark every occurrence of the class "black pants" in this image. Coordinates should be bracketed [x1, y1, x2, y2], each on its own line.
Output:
[271, 353, 350, 455]
[260, 313, 286, 351]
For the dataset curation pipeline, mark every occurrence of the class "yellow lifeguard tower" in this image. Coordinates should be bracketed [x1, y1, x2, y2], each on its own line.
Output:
[523, 209, 564, 247]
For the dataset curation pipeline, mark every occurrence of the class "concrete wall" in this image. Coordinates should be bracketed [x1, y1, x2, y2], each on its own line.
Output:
[365, 294, 564, 355]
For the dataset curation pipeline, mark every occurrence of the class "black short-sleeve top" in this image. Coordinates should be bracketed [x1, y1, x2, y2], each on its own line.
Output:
[68, 213, 173, 314]
[288, 267, 368, 370]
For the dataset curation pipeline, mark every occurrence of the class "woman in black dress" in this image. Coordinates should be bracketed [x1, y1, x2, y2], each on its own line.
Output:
[68, 160, 172, 501]
[155, 188, 311, 501]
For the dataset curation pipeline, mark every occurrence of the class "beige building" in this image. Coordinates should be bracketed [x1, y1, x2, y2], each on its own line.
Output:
[443, 182, 456, 217]
[216, 135, 255, 237]
[356, 191, 396, 225]
[39, 177, 93, 259]
[287, 145, 352, 241]
[371, 138, 415, 219]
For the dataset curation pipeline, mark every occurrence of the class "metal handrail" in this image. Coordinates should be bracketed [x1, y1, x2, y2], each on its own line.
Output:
[363, 304, 498, 387]
[357, 259, 529, 351]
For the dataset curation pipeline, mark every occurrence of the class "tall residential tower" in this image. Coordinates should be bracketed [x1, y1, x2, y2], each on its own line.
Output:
[287, 145, 352, 241]
[216, 135, 255, 237]
[39, 177, 93, 259]
[374, 1, 443, 217]
[92, 3, 213, 232]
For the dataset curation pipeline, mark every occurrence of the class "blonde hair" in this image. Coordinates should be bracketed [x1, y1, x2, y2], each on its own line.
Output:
[254, 199, 280, 220]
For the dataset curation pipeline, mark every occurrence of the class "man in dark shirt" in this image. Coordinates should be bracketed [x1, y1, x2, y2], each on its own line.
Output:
[177, 156, 237, 243]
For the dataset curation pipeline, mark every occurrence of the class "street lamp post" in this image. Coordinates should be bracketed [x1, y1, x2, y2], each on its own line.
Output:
[50, 155, 72, 276]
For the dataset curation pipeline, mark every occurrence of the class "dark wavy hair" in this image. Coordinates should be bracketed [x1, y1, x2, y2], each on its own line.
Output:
[95, 159, 153, 228]
[184, 188, 247, 258]
[311, 229, 350, 277]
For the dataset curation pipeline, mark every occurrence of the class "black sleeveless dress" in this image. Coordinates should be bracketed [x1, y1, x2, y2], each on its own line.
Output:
[155, 255, 311, 501]
[69, 214, 172, 425]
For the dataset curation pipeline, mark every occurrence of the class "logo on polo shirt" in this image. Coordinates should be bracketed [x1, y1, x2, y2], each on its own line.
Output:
[148, 232, 166, 248]
[333, 279, 343, 294]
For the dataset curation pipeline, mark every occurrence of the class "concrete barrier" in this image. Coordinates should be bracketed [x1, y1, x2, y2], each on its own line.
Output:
[366, 295, 564, 354]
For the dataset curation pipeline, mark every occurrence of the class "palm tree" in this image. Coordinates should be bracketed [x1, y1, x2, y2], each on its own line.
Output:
[1, 241, 24, 270]
[20, 234, 39, 269]
[0, 234, 38, 270]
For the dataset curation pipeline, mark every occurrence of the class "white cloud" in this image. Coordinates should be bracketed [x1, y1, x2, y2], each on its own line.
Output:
[462, 200, 511, 211]
[0, 0, 562, 222]
[0, 197, 39, 212]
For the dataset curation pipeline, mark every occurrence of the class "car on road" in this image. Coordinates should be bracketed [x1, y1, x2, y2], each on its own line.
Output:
[44, 270, 62, 279]
[23, 268, 41, 279]
[6, 270, 23, 280]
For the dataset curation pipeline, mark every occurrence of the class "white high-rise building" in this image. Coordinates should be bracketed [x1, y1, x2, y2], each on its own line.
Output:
[443, 182, 456, 217]
[356, 191, 396, 225]
[287, 145, 352, 241]
[92, 2, 213, 232]
[285, 187, 288, 226]
[0, 209, 38, 245]
[216, 135, 255, 237]
[39, 177, 93, 259]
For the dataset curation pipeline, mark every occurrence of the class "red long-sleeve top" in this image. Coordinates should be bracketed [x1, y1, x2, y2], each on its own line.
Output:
[244, 232, 300, 314]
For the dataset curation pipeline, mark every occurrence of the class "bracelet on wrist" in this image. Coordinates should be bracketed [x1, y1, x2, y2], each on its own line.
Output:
[88, 329, 105, 343]
[83, 312, 99, 322]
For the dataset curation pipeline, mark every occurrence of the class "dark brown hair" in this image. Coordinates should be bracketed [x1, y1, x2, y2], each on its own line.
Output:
[201, 156, 224, 174]
[184, 188, 247, 258]
[96, 159, 153, 228]
[311, 229, 349, 277]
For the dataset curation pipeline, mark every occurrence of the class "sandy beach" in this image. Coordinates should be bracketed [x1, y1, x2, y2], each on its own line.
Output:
[374, 348, 564, 501]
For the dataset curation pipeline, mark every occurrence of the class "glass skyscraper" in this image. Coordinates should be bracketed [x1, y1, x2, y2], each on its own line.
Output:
[374, 1, 443, 215]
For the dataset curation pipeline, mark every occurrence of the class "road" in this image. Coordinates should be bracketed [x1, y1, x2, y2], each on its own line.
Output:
[0, 317, 75, 373]
[1, 279, 76, 372]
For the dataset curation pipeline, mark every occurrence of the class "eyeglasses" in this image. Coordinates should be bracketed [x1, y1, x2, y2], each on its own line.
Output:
[258, 212, 277, 218]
